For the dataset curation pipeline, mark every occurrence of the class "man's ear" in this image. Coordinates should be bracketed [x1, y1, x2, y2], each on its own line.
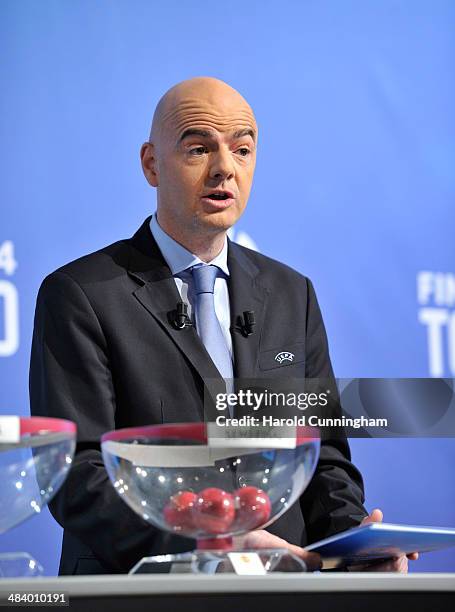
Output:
[140, 142, 159, 187]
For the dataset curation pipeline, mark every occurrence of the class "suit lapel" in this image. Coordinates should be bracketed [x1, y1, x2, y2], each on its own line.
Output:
[127, 218, 223, 393]
[227, 240, 270, 380]
[126, 218, 270, 404]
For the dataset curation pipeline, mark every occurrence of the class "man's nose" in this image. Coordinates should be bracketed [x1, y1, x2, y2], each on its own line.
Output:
[209, 147, 235, 181]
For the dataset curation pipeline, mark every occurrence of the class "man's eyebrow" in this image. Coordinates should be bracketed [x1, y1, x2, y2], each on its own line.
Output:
[178, 127, 256, 143]
[233, 128, 256, 142]
[178, 129, 215, 142]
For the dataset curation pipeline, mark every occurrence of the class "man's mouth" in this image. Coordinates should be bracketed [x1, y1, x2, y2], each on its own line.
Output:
[202, 190, 234, 201]
[201, 190, 235, 209]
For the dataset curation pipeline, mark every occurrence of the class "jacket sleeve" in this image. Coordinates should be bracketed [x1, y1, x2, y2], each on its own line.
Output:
[300, 278, 368, 543]
[29, 270, 160, 572]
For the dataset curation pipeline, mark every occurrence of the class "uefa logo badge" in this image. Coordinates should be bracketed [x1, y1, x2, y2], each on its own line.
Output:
[274, 351, 295, 364]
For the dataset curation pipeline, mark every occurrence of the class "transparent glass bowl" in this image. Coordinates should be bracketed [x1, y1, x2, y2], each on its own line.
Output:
[0, 416, 76, 576]
[101, 423, 320, 556]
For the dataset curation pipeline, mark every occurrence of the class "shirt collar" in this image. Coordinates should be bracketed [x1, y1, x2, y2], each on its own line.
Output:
[150, 213, 229, 277]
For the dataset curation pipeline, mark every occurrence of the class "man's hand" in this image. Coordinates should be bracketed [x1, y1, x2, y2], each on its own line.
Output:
[350, 508, 419, 573]
[233, 530, 322, 571]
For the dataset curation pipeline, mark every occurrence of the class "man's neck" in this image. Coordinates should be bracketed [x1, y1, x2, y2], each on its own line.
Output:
[156, 212, 227, 263]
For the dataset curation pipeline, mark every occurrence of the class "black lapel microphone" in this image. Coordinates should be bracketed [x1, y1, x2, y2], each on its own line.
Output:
[169, 301, 192, 330]
[169, 302, 254, 336]
[239, 310, 255, 336]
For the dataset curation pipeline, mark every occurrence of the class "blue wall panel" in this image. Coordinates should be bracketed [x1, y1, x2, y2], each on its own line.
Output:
[1, 0, 454, 574]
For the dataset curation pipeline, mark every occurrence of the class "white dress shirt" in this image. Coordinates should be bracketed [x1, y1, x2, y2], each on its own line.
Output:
[149, 214, 233, 358]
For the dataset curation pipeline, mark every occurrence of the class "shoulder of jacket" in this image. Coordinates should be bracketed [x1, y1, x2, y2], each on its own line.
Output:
[41, 238, 131, 288]
[230, 241, 310, 286]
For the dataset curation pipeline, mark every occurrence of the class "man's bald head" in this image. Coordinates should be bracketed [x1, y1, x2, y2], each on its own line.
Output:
[140, 77, 257, 259]
[149, 77, 257, 146]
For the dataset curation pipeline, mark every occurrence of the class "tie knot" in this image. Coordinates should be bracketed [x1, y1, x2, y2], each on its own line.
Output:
[192, 264, 218, 295]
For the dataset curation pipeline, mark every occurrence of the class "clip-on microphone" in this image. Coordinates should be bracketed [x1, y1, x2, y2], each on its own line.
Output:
[239, 310, 255, 336]
[169, 301, 192, 330]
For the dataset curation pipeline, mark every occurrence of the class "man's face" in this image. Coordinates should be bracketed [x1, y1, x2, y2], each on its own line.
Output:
[142, 85, 257, 237]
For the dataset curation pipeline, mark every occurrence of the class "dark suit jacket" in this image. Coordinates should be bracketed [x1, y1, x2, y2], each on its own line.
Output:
[29, 216, 367, 575]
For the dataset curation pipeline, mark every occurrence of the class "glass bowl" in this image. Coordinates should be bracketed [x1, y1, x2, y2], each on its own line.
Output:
[0, 416, 76, 576]
[101, 422, 319, 570]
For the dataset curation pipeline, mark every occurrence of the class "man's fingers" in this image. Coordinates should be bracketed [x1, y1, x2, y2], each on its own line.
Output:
[350, 555, 408, 573]
[359, 512, 419, 566]
[367, 556, 408, 573]
[284, 544, 322, 571]
[361, 508, 384, 525]
[240, 529, 279, 549]
[393, 556, 408, 573]
[407, 552, 419, 561]
[238, 529, 322, 571]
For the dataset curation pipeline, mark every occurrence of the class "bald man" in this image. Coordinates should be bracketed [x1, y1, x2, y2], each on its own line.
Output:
[30, 77, 413, 575]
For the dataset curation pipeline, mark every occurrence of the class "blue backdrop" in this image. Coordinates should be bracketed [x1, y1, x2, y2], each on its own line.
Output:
[1, 0, 454, 574]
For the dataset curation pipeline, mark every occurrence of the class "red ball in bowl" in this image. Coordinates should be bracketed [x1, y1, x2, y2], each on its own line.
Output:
[234, 486, 271, 530]
[194, 487, 235, 534]
[163, 490, 197, 532]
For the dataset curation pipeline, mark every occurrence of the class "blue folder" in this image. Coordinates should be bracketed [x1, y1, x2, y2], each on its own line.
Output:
[305, 522, 455, 569]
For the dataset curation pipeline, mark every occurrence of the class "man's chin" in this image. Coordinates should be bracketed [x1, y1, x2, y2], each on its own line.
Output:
[195, 206, 244, 232]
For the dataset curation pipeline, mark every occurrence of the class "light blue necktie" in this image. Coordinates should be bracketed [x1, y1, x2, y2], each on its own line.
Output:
[191, 264, 234, 396]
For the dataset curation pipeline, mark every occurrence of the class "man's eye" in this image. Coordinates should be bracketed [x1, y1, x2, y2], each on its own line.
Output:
[237, 147, 250, 157]
[189, 146, 207, 156]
